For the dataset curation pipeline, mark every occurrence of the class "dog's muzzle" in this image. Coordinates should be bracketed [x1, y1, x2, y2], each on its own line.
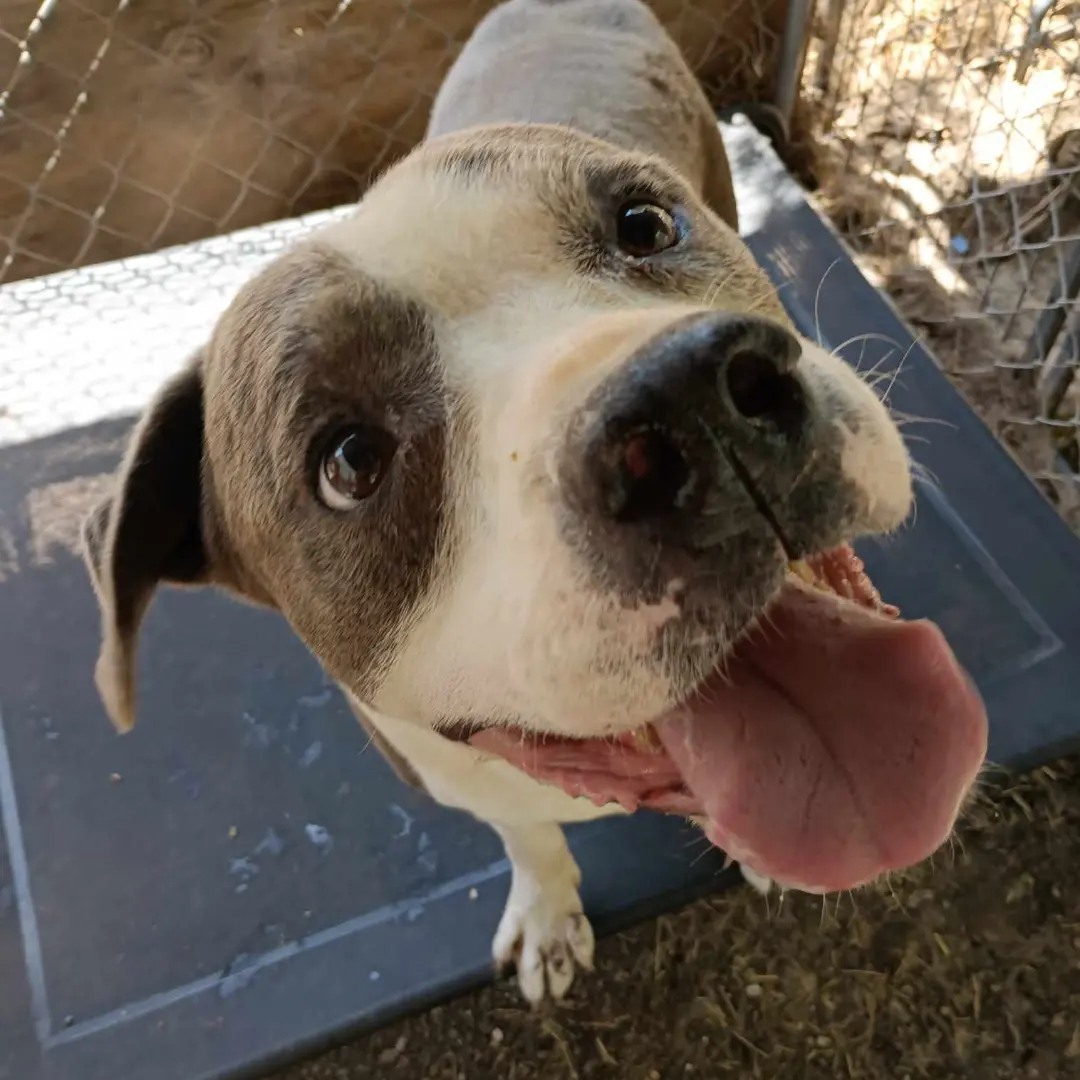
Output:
[557, 311, 851, 606]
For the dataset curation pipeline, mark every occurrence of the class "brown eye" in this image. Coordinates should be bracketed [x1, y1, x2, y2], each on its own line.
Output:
[615, 202, 679, 258]
[318, 426, 397, 510]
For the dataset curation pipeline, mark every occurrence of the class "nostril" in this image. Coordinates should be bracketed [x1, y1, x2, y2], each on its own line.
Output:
[725, 349, 805, 437]
[607, 427, 690, 523]
[725, 350, 782, 418]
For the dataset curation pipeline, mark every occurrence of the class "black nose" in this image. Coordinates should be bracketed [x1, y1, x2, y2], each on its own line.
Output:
[562, 312, 807, 527]
[724, 344, 805, 436]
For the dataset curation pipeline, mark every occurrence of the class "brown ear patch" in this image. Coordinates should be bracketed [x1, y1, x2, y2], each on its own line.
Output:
[82, 495, 113, 584]
[81, 359, 209, 732]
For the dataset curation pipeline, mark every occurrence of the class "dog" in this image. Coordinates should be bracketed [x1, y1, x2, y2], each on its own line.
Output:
[82, 0, 988, 1004]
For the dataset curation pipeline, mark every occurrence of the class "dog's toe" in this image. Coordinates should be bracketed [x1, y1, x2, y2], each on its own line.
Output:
[493, 894, 595, 1004]
[538, 936, 574, 1000]
[566, 911, 595, 969]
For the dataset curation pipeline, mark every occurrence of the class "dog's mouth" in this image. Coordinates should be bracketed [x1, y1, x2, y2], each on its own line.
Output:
[465, 547, 989, 894]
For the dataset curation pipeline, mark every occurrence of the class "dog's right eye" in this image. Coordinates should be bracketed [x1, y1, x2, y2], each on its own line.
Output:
[318, 426, 397, 510]
[614, 201, 679, 258]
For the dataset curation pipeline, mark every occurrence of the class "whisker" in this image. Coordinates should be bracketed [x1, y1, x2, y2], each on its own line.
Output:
[813, 258, 843, 348]
[831, 331, 906, 365]
[909, 459, 943, 492]
[890, 411, 957, 431]
[856, 350, 900, 385]
[885, 873, 910, 917]
[864, 368, 908, 395]
[881, 337, 920, 406]
[689, 843, 716, 869]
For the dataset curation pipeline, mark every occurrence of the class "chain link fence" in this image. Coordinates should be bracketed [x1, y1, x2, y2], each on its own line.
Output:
[3, 0, 1080, 529]
[0, 0, 787, 284]
[0, 0, 790, 451]
[806, 0, 1080, 529]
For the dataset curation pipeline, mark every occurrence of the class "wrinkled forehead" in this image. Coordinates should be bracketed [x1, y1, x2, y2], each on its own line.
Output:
[309, 127, 691, 317]
[205, 128, 692, 398]
[204, 243, 437, 421]
[202, 125, 780, 436]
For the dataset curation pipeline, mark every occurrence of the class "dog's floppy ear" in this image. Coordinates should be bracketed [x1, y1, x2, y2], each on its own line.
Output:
[82, 358, 209, 733]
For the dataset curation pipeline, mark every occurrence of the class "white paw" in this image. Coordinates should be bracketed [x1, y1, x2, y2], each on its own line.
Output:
[493, 882, 595, 1004]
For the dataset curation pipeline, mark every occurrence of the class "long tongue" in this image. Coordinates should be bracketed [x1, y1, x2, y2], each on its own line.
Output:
[655, 584, 988, 892]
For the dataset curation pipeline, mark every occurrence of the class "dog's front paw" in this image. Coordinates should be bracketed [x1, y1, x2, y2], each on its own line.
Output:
[493, 878, 595, 1004]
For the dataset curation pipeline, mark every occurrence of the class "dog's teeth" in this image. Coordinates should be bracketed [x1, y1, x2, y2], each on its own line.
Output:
[787, 559, 816, 585]
[740, 864, 775, 895]
[630, 724, 662, 751]
[787, 559, 832, 594]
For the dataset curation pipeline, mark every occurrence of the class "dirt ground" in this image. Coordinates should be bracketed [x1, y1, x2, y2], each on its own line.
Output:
[0, 0, 787, 283]
[271, 758, 1080, 1080]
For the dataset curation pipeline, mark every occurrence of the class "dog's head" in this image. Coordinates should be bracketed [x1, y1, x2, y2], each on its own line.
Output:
[84, 125, 986, 892]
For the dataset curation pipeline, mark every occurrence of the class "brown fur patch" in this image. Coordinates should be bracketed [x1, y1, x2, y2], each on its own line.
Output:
[202, 244, 451, 698]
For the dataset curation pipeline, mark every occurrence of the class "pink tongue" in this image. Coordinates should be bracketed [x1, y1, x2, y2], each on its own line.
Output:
[655, 585, 988, 892]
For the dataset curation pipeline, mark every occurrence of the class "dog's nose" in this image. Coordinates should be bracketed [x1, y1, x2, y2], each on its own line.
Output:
[560, 312, 809, 533]
[724, 336, 805, 439]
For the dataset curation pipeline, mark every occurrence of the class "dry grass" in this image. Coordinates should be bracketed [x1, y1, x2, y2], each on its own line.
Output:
[275, 758, 1080, 1079]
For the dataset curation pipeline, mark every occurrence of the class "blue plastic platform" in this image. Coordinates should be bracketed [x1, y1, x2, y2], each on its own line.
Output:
[2, 120, 1080, 1080]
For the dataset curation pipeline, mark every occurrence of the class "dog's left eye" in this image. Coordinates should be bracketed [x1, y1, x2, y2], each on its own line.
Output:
[318, 426, 397, 510]
[615, 202, 679, 258]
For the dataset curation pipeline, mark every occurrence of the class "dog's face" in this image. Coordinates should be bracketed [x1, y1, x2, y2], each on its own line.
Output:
[84, 124, 911, 739]
[84, 124, 990, 894]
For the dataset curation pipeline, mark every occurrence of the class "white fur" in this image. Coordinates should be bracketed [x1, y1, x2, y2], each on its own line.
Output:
[319, 144, 915, 1004]
[492, 822, 595, 1003]
[354, 698, 619, 1002]
[801, 342, 913, 533]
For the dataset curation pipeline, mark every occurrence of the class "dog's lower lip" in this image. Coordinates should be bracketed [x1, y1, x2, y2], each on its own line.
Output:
[459, 548, 903, 765]
[466, 545, 985, 894]
[442, 552, 892, 749]
[445, 717, 664, 748]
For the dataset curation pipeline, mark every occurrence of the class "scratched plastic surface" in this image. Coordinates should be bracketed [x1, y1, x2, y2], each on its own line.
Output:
[0, 418, 733, 1080]
[3, 121, 1080, 1080]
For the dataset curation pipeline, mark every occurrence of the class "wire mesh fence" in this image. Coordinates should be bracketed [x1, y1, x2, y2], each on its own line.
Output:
[0, 0, 793, 450]
[0, 0, 787, 284]
[3, 0, 1080, 529]
[806, 0, 1080, 528]
[0, 205, 347, 446]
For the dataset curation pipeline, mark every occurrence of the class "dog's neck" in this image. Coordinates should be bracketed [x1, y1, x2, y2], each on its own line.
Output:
[424, 0, 725, 203]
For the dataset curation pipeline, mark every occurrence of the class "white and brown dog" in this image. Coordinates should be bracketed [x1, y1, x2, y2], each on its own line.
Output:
[82, 0, 988, 1004]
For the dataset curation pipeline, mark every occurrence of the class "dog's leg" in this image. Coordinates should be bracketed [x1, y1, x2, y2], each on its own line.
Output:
[353, 703, 612, 1001]
[492, 821, 595, 1004]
